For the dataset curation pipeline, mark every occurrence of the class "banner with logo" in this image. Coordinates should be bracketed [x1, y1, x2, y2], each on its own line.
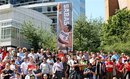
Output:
[57, 3, 72, 51]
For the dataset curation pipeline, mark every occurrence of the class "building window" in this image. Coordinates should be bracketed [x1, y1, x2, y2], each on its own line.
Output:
[53, 6, 57, 11]
[47, 7, 51, 11]
[1, 27, 19, 39]
[0, 21, 12, 26]
[33, 7, 42, 12]
[1, 27, 11, 39]
[52, 18, 57, 23]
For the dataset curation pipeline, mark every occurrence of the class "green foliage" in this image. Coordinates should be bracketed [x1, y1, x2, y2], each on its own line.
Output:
[101, 9, 130, 53]
[21, 22, 56, 50]
[73, 15, 103, 50]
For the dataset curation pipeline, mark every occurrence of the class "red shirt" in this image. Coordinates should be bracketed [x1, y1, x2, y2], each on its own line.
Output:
[28, 63, 36, 70]
[2, 51, 7, 60]
[116, 62, 124, 72]
[57, 53, 64, 59]
[124, 63, 130, 72]
[105, 61, 114, 72]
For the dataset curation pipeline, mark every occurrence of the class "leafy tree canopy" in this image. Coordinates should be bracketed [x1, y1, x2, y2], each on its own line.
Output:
[73, 15, 103, 51]
[100, 9, 130, 53]
[21, 22, 56, 51]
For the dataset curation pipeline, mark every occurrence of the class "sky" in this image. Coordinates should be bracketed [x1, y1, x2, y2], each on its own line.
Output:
[85, 0, 105, 19]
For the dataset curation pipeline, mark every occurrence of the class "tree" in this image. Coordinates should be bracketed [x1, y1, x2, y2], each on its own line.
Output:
[21, 22, 56, 50]
[73, 15, 102, 50]
[100, 9, 130, 52]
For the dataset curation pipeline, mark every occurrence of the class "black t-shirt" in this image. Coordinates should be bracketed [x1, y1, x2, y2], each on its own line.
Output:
[3, 69, 14, 79]
[33, 69, 42, 79]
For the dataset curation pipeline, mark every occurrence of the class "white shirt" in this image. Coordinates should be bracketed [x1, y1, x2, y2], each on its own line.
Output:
[21, 62, 29, 74]
[37, 53, 44, 60]
[67, 59, 74, 70]
[89, 58, 95, 64]
[40, 63, 50, 74]
[10, 64, 16, 70]
[52, 62, 63, 73]
[28, 53, 37, 61]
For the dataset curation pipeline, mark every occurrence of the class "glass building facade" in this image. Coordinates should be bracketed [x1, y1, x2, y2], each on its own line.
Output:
[55, 0, 85, 20]
[0, 0, 85, 20]
[0, 0, 85, 31]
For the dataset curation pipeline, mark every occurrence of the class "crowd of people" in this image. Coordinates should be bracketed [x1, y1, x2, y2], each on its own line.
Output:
[0, 47, 130, 79]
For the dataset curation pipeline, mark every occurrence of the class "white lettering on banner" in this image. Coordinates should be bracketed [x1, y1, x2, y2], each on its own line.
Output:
[63, 4, 70, 25]
[64, 4, 69, 9]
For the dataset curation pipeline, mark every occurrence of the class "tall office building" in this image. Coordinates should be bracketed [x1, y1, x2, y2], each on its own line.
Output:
[105, 0, 130, 20]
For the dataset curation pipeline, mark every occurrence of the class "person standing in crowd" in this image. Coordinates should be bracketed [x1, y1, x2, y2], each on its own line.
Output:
[70, 56, 82, 79]
[52, 58, 63, 79]
[25, 69, 36, 79]
[67, 55, 75, 75]
[111, 51, 119, 61]
[47, 55, 54, 77]
[116, 57, 124, 79]
[105, 57, 114, 79]
[79, 56, 88, 78]
[37, 48, 44, 63]
[33, 64, 42, 79]
[3, 52, 11, 63]
[8, 48, 14, 60]
[101, 59, 106, 79]
[28, 56, 36, 71]
[83, 51, 89, 61]
[124, 59, 130, 79]
[1, 63, 14, 79]
[10, 59, 17, 77]
[61, 57, 70, 79]
[20, 57, 29, 79]
[45, 48, 52, 58]
[40, 58, 50, 78]
[83, 63, 95, 79]
[28, 48, 37, 63]
[95, 57, 102, 79]
[15, 56, 22, 73]
[121, 53, 127, 63]
[89, 53, 96, 65]
[112, 58, 116, 78]
[17, 48, 24, 61]
[2, 47, 8, 60]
